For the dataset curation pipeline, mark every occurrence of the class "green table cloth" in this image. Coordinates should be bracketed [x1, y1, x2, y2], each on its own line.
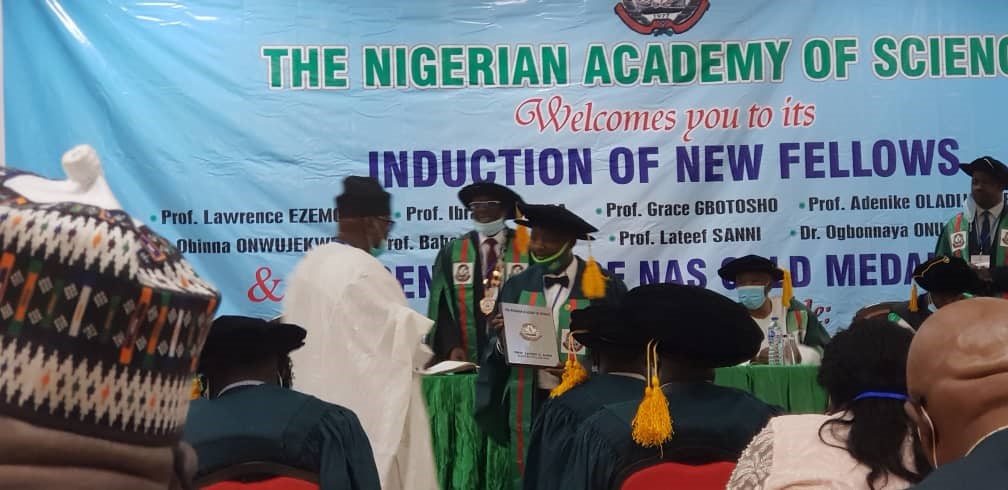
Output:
[421, 365, 826, 490]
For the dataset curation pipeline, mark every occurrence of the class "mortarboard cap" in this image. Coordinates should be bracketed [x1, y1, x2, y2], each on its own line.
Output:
[961, 156, 1008, 188]
[514, 203, 597, 240]
[199, 315, 307, 368]
[913, 256, 980, 294]
[458, 182, 523, 219]
[717, 255, 785, 283]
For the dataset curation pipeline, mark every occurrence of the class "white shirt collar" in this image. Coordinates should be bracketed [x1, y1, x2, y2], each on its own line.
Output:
[978, 200, 1004, 219]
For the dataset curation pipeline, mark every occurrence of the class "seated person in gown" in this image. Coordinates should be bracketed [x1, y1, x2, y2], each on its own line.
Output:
[184, 315, 381, 490]
[561, 284, 780, 490]
[718, 255, 830, 364]
[523, 293, 653, 490]
[853, 256, 979, 331]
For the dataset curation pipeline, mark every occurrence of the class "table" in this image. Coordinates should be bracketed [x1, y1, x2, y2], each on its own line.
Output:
[421, 365, 826, 490]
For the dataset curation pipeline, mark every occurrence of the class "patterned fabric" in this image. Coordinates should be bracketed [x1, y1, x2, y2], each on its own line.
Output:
[0, 158, 219, 447]
[725, 423, 773, 489]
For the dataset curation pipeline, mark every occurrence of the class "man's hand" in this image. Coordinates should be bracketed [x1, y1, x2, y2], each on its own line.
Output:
[491, 313, 504, 332]
[751, 347, 769, 365]
[448, 347, 467, 362]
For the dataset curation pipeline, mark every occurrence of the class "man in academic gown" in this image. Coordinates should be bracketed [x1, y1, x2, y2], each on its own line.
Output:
[853, 256, 980, 330]
[935, 156, 1008, 278]
[185, 316, 381, 489]
[907, 298, 1008, 488]
[523, 297, 651, 490]
[283, 176, 438, 490]
[718, 255, 830, 364]
[562, 284, 781, 490]
[427, 182, 528, 363]
[474, 203, 627, 490]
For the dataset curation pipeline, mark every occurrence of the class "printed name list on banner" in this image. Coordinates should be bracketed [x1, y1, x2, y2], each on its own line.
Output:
[6, 0, 1008, 330]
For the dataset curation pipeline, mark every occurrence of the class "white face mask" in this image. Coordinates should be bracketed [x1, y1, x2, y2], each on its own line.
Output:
[472, 217, 505, 236]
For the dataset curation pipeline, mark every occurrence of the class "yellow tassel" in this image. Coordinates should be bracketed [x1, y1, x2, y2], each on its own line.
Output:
[631, 342, 673, 448]
[581, 256, 607, 299]
[909, 283, 919, 312]
[514, 204, 529, 255]
[549, 354, 589, 398]
[190, 376, 203, 400]
[781, 268, 794, 307]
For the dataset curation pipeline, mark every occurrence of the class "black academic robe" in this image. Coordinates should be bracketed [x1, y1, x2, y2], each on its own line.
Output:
[184, 384, 381, 490]
[474, 257, 627, 490]
[523, 374, 646, 490]
[912, 429, 1008, 489]
[561, 381, 781, 490]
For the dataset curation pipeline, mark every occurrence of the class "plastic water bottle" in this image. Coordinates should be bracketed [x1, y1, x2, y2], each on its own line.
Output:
[767, 317, 783, 365]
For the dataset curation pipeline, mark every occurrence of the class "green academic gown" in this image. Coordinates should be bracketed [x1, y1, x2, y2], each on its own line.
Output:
[782, 298, 831, 355]
[936, 210, 1008, 266]
[474, 257, 627, 490]
[184, 384, 381, 490]
[523, 373, 646, 490]
[428, 229, 528, 362]
[561, 381, 781, 490]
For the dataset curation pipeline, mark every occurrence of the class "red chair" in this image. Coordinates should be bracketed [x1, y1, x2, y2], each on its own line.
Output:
[196, 462, 320, 490]
[620, 461, 737, 490]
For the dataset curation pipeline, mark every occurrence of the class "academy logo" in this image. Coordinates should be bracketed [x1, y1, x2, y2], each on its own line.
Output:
[615, 0, 710, 35]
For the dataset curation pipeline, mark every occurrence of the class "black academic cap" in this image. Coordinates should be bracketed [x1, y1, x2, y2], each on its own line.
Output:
[623, 283, 763, 368]
[717, 255, 784, 282]
[913, 256, 980, 294]
[570, 302, 651, 351]
[336, 176, 391, 218]
[457, 182, 524, 218]
[961, 156, 1008, 188]
[514, 203, 597, 240]
[200, 315, 307, 367]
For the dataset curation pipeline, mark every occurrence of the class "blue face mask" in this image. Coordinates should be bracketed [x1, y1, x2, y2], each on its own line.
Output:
[737, 285, 768, 310]
[472, 218, 505, 236]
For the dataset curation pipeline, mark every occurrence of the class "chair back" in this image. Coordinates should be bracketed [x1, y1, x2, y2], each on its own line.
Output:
[619, 461, 736, 490]
[197, 461, 320, 490]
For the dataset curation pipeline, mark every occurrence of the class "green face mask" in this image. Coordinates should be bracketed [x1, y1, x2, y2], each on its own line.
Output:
[531, 243, 571, 272]
[369, 242, 387, 257]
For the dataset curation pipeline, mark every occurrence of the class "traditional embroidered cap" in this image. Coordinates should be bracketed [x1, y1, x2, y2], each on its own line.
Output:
[960, 156, 1008, 187]
[199, 315, 306, 366]
[514, 203, 597, 240]
[0, 145, 220, 447]
[335, 176, 391, 218]
[457, 182, 523, 219]
[717, 255, 784, 283]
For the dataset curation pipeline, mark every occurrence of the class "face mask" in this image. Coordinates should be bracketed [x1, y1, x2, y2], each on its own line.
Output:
[927, 296, 938, 313]
[531, 243, 570, 272]
[737, 285, 768, 310]
[368, 219, 388, 257]
[472, 218, 506, 236]
[915, 405, 939, 467]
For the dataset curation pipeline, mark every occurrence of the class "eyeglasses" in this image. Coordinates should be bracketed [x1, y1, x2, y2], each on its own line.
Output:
[376, 217, 396, 231]
[469, 201, 502, 211]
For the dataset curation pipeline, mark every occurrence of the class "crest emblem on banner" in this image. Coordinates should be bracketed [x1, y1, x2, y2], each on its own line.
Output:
[614, 0, 710, 35]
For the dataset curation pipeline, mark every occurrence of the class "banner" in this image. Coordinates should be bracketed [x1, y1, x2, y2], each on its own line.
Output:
[5, 1, 1008, 331]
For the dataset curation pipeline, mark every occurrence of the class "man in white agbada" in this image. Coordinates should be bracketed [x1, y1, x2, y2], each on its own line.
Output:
[283, 176, 437, 490]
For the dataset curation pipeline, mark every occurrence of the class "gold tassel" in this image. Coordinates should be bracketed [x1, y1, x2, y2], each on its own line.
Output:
[514, 203, 529, 255]
[781, 268, 794, 307]
[631, 342, 673, 448]
[909, 283, 919, 312]
[190, 376, 203, 400]
[581, 242, 607, 299]
[549, 353, 589, 398]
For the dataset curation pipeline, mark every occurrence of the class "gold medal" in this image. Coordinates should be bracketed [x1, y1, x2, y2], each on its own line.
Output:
[480, 297, 496, 315]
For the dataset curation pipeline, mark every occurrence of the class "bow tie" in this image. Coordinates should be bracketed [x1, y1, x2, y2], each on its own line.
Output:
[544, 275, 569, 289]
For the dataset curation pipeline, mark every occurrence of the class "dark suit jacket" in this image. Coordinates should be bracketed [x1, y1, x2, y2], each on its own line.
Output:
[912, 429, 1008, 489]
[184, 384, 380, 490]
